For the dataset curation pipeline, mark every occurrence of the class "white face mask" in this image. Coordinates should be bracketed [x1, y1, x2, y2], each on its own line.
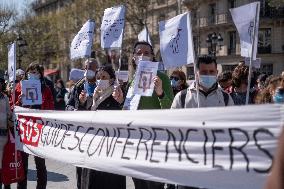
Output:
[96, 80, 110, 90]
[135, 56, 152, 65]
[199, 75, 217, 89]
[84, 70, 96, 80]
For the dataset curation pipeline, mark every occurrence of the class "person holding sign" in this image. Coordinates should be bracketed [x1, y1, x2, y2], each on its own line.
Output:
[65, 58, 98, 189]
[81, 66, 126, 189]
[113, 41, 174, 189]
[14, 63, 54, 189]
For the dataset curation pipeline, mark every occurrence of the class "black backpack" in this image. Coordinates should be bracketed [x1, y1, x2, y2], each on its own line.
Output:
[180, 89, 229, 108]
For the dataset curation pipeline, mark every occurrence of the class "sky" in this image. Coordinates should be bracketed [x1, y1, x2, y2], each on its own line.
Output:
[0, 0, 34, 15]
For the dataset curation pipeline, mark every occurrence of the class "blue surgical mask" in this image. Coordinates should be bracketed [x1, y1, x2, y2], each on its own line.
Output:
[28, 73, 40, 80]
[199, 75, 217, 89]
[170, 79, 178, 88]
[273, 88, 284, 104]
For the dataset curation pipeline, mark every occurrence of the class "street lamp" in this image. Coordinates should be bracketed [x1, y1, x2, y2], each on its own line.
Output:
[16, 36, 28, 69]
[206, 32, 223, 57]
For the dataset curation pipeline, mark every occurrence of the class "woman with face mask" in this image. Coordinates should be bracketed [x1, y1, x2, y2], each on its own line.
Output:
[81, 66, 125, 189]
[90, 66, 122, 110]
[170, 69, 188, 96]
[14, 63, 54, 189]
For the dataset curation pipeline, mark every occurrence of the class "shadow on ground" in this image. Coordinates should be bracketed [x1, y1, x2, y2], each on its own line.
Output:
[27, 169, 69, 182]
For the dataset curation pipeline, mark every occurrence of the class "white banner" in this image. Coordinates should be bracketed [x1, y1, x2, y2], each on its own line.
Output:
[101, 5, 126, 49]
[8, 42, 16, 82]
[138, 26, 152, 46]
[14, 104, 283, 189]
[70, 19, 95, 60]
[159, 12, 195, 69]
[230, 2, 260, 60]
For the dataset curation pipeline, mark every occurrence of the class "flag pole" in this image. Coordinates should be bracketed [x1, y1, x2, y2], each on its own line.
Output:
[11, 42, 18, 179]
[245, 3, 259, 105]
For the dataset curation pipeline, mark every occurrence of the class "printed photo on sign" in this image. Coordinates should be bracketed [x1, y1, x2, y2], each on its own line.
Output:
[21, 80, 42, 106]
[133, 61, 159, 96]
[138, 71, 152, 92]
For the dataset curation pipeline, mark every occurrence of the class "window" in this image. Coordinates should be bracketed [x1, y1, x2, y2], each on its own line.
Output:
[228, 0, 236, 8]
[258, 28, 271, 54]
[228, 31, 236, 55]
[193, 36, 199, 55]
[208, 3, 216, 24]
[258, 64, 273, 75]
[186, 66, 195, 80]
[156, 0, 165, 5]
[222, 65, 237, 72]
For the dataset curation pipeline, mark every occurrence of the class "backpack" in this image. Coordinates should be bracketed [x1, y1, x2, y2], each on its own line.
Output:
[180, 89, 229, 108]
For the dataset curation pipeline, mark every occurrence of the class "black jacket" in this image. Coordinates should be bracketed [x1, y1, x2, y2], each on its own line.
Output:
[66, 78, 88, 111]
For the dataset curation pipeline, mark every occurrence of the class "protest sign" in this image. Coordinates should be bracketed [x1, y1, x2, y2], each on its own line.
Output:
[21, 80, 42, 106]
[230, 2, 260, 60]
[70, 19, 95, 60]
[69, 68, 85, 82]
[244, 57, 261, 69]
[133, 61, 159, 96]
[138, 26, 152, 45]
[101, 5, 126, 48]
[115, 71, 129, 82]
[14, 104, 282, 189]
[159, 12, 195, 69]
[8, 43, 16, 82]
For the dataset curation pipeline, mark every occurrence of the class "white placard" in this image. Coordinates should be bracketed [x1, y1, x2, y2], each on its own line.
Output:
[70, 19, 95, 60]
[133, 61, 159, 96]
[14, 104, 282, 189]
[159, 12, 195, 69]
[8, 43, 16, 82]
[138, 26, 152, 45]
[115, 71, 129, 82]
[244, 57, 261, 68]
[101, 5, 126, 48]
[230, 2, 260, 60]
[21, 80, 42, 106]
[69, 68, 85, 82]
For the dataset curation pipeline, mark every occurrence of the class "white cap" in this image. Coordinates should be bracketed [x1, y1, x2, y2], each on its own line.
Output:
[16, 69, 25, 76]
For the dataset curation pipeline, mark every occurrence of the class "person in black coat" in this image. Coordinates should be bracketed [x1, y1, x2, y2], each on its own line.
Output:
[81, 65, 125, 189]
[54, 79, 68, 110]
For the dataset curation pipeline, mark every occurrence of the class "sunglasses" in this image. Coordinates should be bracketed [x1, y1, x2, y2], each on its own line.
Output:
[170, 76, 180, 81]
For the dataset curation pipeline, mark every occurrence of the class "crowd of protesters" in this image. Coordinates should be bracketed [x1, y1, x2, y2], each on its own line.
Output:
[0, 41, 283, 189]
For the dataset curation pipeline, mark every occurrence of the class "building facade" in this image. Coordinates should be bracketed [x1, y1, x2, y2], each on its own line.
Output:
[183, 0, 284, 77]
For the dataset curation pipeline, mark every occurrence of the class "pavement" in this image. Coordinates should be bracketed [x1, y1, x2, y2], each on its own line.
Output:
[10, 155, 135, 189]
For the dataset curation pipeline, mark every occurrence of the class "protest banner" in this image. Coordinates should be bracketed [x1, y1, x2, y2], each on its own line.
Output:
[138, 26, 152, 45]
[133, 61, 159, 96]
[14, 104, 283, 189]
[230, 2, 260, 61]
[20, 80, 42, 106]
[70, 19, 95, 60]
[101, 5, 126, 49]
[8, 43, 16, 82]
[159, 12, 195, 69]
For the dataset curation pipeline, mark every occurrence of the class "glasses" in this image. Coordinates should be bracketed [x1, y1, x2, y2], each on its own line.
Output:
[170, 76, 180, 81]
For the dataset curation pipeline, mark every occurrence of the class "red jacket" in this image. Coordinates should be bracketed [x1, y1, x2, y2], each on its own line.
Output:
[14, 81, 54, 110]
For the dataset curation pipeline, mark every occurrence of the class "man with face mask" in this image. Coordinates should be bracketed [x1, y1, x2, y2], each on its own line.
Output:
[66, 58, 98, 111]
[171, 55, 234, 109]
[65, 58, 98, 189]
[171, 55, 234, 189]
